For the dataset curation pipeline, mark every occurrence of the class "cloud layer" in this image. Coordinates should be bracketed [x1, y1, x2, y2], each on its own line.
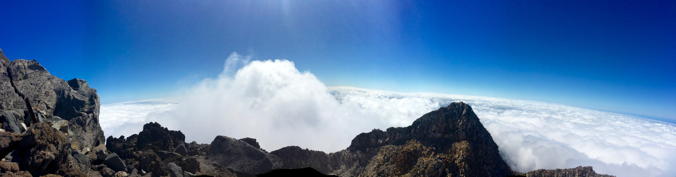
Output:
[100, 55, 676, 177]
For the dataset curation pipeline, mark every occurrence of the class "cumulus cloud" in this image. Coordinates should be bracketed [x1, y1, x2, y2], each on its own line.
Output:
[103, 53, 386, 151]
[100, 54, 676, 177]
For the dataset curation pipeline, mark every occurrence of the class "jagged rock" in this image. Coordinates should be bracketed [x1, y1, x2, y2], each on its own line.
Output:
[176, 157, 200, 174]
[0, 161, 20, 172]
[137, 150, 171, 177]
[239, 138, 261, 149]
[208, 136, 280, 175]
[136, 122, 185, 151]
[185, 142, 209, 156]
[325, 102, 512, 177]
[270, 146, 331, 174]
[167, 162, 184, 177]
[70, 152, 92, 174]
[0, 54, 104, 153]
[0, 54, 615, 177]
[96, 165, 116, 177]
[522, 166, 613, 177]
[12, 122, 85, 176]
[0, 132, 22, 158]
[106, 135, 138, 159]
[104, 153, 127, 172]
[174, 143, 188, 156]
[0, 52, 29, 134]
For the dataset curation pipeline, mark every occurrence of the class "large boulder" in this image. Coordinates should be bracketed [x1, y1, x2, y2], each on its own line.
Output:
[270, 146, 331, 174]
[0, 132, 22, 158]
[11, 122, 86, 176]
[136, 122, 185, 151]
[0, 55, 104, 153]
[208, 136, 280, 175]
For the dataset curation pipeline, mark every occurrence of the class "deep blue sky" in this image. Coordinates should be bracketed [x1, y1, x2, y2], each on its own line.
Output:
[2, 0, 675, 121]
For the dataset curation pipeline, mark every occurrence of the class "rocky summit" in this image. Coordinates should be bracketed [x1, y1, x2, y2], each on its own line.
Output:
[0, 52, 613, 177]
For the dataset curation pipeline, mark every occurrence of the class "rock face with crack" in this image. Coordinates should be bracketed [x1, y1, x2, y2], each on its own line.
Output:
[0, 51, 614, 177]
[0, 51, 103, 153]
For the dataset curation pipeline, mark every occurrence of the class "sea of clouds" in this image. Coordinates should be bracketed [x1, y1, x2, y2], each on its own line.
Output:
[100, 54, 676, 177]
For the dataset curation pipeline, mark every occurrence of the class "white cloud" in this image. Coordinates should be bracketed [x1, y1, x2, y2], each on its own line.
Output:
[100, 55, 676, 177]
[100, 99, 176, 137]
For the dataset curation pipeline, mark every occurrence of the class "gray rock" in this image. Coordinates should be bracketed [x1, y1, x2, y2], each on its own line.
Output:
[174, 143, 188, 155]
[167, 162, 184, 177]
[177, 157, 200, 174]
[0, 55, 104, 153]
[239, 137, 261, 149]
[12, 122, 86, 176]
[104, 153, 127, 172]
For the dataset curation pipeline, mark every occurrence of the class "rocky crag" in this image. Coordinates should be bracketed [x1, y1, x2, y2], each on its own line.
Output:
[0, 51, 613, 177]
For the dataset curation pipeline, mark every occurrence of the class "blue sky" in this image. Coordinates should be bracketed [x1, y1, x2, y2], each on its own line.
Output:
[2, 0, 675, 121]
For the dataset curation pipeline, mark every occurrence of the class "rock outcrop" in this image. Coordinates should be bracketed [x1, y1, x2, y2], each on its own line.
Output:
[0, 51, 111, 176]
[0, 51, 103, 153]
[332, 102, 512, 177]
[0, 51, 613, 177]
[520, 166, 613, 177]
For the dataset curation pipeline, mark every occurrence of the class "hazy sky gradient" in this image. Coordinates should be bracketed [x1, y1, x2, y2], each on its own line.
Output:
[2, 0, 675, 120]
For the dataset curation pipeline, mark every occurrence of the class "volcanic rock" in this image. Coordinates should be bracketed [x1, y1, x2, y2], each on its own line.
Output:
[271, 102, 513, 177]
[239, 138, 261, 150]
[270, 146, 331, 174]
[103, 153, 126, 172]
[208, 136, 281, 175]
[136, 122, 185, 151]
[0, 51, 614, 177]
[0, 55, 104, 153]
[521, 166, 613, 177]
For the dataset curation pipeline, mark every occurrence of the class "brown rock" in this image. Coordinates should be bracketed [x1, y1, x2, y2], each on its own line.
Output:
[0, 161, 20, 172]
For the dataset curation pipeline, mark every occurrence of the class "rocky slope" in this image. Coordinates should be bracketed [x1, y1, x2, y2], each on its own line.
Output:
[519, 166, 614, 177]
[0, 51, 613, 177]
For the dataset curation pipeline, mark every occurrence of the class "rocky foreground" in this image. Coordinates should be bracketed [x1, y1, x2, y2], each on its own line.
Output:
[0, 51, 613, 177]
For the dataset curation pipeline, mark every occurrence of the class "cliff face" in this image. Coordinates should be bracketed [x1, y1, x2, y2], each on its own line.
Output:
[333, 102, 512, 177]
[0, 52, 107, 176]
[0, 51, 104, 153]
[0, 52, 613, 177]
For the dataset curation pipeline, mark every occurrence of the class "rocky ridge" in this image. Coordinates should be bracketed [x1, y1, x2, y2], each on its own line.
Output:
[0, 52, 613, 177]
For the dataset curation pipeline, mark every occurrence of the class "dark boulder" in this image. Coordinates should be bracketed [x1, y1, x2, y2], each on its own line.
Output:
[0, 132, 22, 158]
[270, 146, 331, 174]
[208, 136, 280, 175]
[103, 153, 126, 172]
[174, 143, 188, 155]
[176, 157, 200, 174]
[239, 138, 261, 149]
[12, 122, 86, 176]
[136, 122, 185, 151]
